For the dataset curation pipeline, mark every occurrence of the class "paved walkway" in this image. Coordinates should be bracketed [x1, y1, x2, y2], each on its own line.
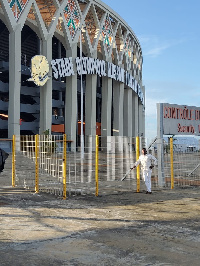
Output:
[0, 154, 200, 265]
[1, 165, 200, 266]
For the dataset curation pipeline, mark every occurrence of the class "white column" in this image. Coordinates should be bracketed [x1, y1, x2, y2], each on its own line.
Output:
[132, 92, 139, 137]
[65, 46, 77, 150]
[138, 102, 144, 137]
[113, 80, 124, 136]
[8, 26, 21, 138]
[123, 88, 132, 137]
[39, 38, 52, 134]
[142, 85, 145, 138]
[157, 103, 165, 187]
[59, 91, 62, 116]
[101, 76, 112, 137]
[85, 74, 97, 148]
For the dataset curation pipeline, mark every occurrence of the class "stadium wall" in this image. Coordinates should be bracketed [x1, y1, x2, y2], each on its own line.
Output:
[0, 0, 145, 149]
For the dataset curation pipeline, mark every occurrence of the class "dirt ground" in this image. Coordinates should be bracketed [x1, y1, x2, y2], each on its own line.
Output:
[0, 174, 200, 266]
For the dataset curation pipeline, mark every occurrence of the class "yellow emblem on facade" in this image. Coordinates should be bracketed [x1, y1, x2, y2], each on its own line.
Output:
[28, 55, 49, 86]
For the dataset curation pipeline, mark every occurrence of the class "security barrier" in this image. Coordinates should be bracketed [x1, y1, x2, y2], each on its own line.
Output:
[149, 137, 200, 188]
[164, 138, 200, 187]
[11, 135, 159, 197]
[11, 135, 200, 197]
[19, 134, 65, 196]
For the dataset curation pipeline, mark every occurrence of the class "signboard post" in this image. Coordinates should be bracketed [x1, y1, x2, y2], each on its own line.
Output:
[157, 102, 200, 187]
[157, 103, 165, 187]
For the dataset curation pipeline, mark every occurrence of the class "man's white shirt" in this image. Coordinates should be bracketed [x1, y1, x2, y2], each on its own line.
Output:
[135, 154, 157, 172]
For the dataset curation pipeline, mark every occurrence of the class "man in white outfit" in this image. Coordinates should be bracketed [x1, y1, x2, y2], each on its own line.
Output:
[131, 148, 157, 194]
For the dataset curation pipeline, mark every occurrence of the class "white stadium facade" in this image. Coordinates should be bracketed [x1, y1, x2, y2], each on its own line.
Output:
[0, 0, 145, 149]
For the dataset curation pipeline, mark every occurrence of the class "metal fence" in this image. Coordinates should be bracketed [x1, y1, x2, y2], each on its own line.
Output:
[150, 138, 200, 188]
[10, 135, 200, 198]
[19, 134, 64, 195]
[12, 135, 156, 197]
[164, 144, 200, 187]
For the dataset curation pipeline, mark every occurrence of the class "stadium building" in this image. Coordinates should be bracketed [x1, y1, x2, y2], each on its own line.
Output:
[0, 0, 145, 148]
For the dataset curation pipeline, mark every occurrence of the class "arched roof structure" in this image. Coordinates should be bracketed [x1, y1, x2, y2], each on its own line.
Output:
[0, 0, 143, 78]
[0, 0, 145, 146]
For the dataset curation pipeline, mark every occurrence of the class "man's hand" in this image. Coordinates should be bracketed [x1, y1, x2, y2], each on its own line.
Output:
[130, 166, 136, 170]
[149, 165, 154, 170]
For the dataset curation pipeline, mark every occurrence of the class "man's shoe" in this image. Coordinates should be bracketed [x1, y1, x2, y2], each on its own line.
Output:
[146, 191, 148, 194]
[148, 192, 152, 194]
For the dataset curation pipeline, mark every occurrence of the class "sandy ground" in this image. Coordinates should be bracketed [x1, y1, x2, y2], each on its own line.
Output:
[0, 172, 200, 266]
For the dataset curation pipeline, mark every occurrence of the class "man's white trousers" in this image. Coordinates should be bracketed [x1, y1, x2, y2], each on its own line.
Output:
[143, 170, 152, 192]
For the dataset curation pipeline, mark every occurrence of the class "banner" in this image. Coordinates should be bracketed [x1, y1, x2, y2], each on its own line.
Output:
[158, 103, 200, 136]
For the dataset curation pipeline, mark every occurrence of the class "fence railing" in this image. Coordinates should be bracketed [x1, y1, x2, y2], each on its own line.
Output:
[11, 135, 154, 197]
[9, 135, 200, 198]
[150, 137, 200, 188]
[164, 144, 200, 187]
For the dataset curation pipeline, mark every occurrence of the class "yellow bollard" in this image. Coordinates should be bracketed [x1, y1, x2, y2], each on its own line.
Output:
[35, 134, 39, 193]
[63, 134, 67, 199]
[95, 135, 99, 197]
[170, 137, 174, 189]
[12, 135, 16, 187]
[136, 136, 140, 192]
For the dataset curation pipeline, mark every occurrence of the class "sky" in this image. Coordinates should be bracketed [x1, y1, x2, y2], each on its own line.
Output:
[102, 0, 200, 143]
